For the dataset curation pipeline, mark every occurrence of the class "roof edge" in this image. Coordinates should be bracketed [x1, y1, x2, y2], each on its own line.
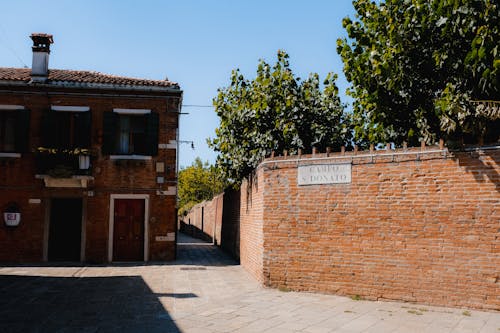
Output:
[0, 80, 182, 93]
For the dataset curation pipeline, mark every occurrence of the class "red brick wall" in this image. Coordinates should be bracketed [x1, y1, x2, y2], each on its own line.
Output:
[0, 87, 180, 262]
[180, 193, 223, 243]
[179, 189, 241, 260]
[240, 172, 266, 283]
[0, 190, 45, 262]
[220, 189, 241, 259]
[212, 194, 224, 245]
[240, 147, 500, 310]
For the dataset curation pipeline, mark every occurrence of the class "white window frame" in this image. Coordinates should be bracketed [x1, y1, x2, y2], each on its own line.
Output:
[0, 105, 25, 110]
[113, 108, 151, 115]
[109, 155, 152, 160]
[51, 105, 90, 112]
[110, 109, 152, 157]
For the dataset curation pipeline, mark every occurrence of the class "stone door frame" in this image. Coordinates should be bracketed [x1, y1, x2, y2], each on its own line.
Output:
[108, 194, 149, 262]
[43, 196, 86, 262]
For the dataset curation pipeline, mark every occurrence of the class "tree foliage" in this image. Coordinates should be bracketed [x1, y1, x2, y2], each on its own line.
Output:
[177, 158, 227, 215]
[338, 0, 499, 146]
[209, 50, 351, 183]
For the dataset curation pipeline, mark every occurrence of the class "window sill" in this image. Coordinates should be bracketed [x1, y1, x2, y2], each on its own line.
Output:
[35, 175, 94, 188]
[109, 155, 152, 160]
[35, 174, 94, 180]
[0, 152, 21, 158]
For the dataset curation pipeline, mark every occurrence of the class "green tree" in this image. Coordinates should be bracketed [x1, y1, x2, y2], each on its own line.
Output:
[177, 158, 226, 215]
[337, 0, 499, 146]
[209, 50, 351, 183]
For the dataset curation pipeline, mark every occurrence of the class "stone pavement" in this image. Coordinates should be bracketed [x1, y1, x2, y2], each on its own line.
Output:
[0, 233, 498, 333]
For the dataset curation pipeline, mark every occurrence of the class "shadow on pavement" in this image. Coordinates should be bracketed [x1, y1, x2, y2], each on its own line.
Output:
[0, 275, 182, 333]
[0, 233, 238, 269]
[175, 232, 239, 267]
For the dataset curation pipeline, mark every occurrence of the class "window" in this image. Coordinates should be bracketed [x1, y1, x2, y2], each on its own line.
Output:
[102, 111, 159, 156]
[116, 115, 147, 154]
[0, 109, 30, 153]
[0, 112, 15, 152]
[41, 111, 91, 149]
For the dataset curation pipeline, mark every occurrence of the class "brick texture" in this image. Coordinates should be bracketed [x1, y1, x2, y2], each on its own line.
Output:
[240, 147, 500, 310]
[220, 189, 241, 258]
[240, 172, 266, 283]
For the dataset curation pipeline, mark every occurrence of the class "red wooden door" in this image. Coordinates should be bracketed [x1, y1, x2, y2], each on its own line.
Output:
[113, 199, 145, 261]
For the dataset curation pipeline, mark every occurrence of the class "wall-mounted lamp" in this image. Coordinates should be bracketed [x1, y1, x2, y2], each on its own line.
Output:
[179, 140, 195, 150]
[4, 202, 21, 227]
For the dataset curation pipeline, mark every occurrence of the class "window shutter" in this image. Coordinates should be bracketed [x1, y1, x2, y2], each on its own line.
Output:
[14, 109, 30, 152]
[145, 112, 159, 156]
[41, 111, 58, 147]
[75, 112, 92, 148]
[102, 111, 118, 155]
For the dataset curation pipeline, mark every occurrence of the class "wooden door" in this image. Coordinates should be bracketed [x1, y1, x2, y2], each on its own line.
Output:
[113, 199, 145, 261]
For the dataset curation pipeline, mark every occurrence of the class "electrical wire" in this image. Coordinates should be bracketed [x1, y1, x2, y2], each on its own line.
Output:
[181, 104, 214, 108]
[0, 23, 29, 68]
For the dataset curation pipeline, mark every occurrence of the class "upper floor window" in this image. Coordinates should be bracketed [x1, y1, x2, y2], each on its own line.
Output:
[0, 106, 30, 153]
[0, 112, 15, 152]
[117, 115, 147, 154]
[102, 110, 159, 156]
[41, 106, 91, 149]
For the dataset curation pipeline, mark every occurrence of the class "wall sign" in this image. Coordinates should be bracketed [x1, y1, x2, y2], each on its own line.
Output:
[298, 164, 351, 185]
[155, 233, 175, 242]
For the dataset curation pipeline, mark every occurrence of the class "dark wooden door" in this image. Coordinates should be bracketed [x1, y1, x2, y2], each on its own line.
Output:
[113, 199, 145, 261]
[48, 198, 82, 261]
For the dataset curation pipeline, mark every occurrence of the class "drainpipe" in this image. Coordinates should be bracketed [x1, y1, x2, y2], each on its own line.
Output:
[174, 94, 183, 259]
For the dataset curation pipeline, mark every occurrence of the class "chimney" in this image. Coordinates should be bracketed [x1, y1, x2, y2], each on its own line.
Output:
[30, 33, 53, 82]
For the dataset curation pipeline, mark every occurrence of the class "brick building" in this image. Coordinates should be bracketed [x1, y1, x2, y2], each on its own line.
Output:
[0, 33, 182, 262]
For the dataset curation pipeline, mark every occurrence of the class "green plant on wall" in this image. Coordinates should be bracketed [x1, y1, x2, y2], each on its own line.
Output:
[209, 50, 351, 184]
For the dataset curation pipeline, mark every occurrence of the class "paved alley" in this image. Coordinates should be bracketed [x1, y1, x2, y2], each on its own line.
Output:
[0, 233, 498, 333]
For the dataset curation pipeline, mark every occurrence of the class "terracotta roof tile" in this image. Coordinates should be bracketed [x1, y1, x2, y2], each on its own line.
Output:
[0, 67, 178, 88]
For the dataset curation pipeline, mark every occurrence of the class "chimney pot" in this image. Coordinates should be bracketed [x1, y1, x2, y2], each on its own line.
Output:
[30, 33, 53, 82]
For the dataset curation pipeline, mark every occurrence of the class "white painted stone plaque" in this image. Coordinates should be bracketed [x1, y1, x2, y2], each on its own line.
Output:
[298, 164, 351, 185]
[156, 233, 176, 242]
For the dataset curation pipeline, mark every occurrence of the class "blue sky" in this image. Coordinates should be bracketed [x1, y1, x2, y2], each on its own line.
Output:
[0, 0, 356, 168]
